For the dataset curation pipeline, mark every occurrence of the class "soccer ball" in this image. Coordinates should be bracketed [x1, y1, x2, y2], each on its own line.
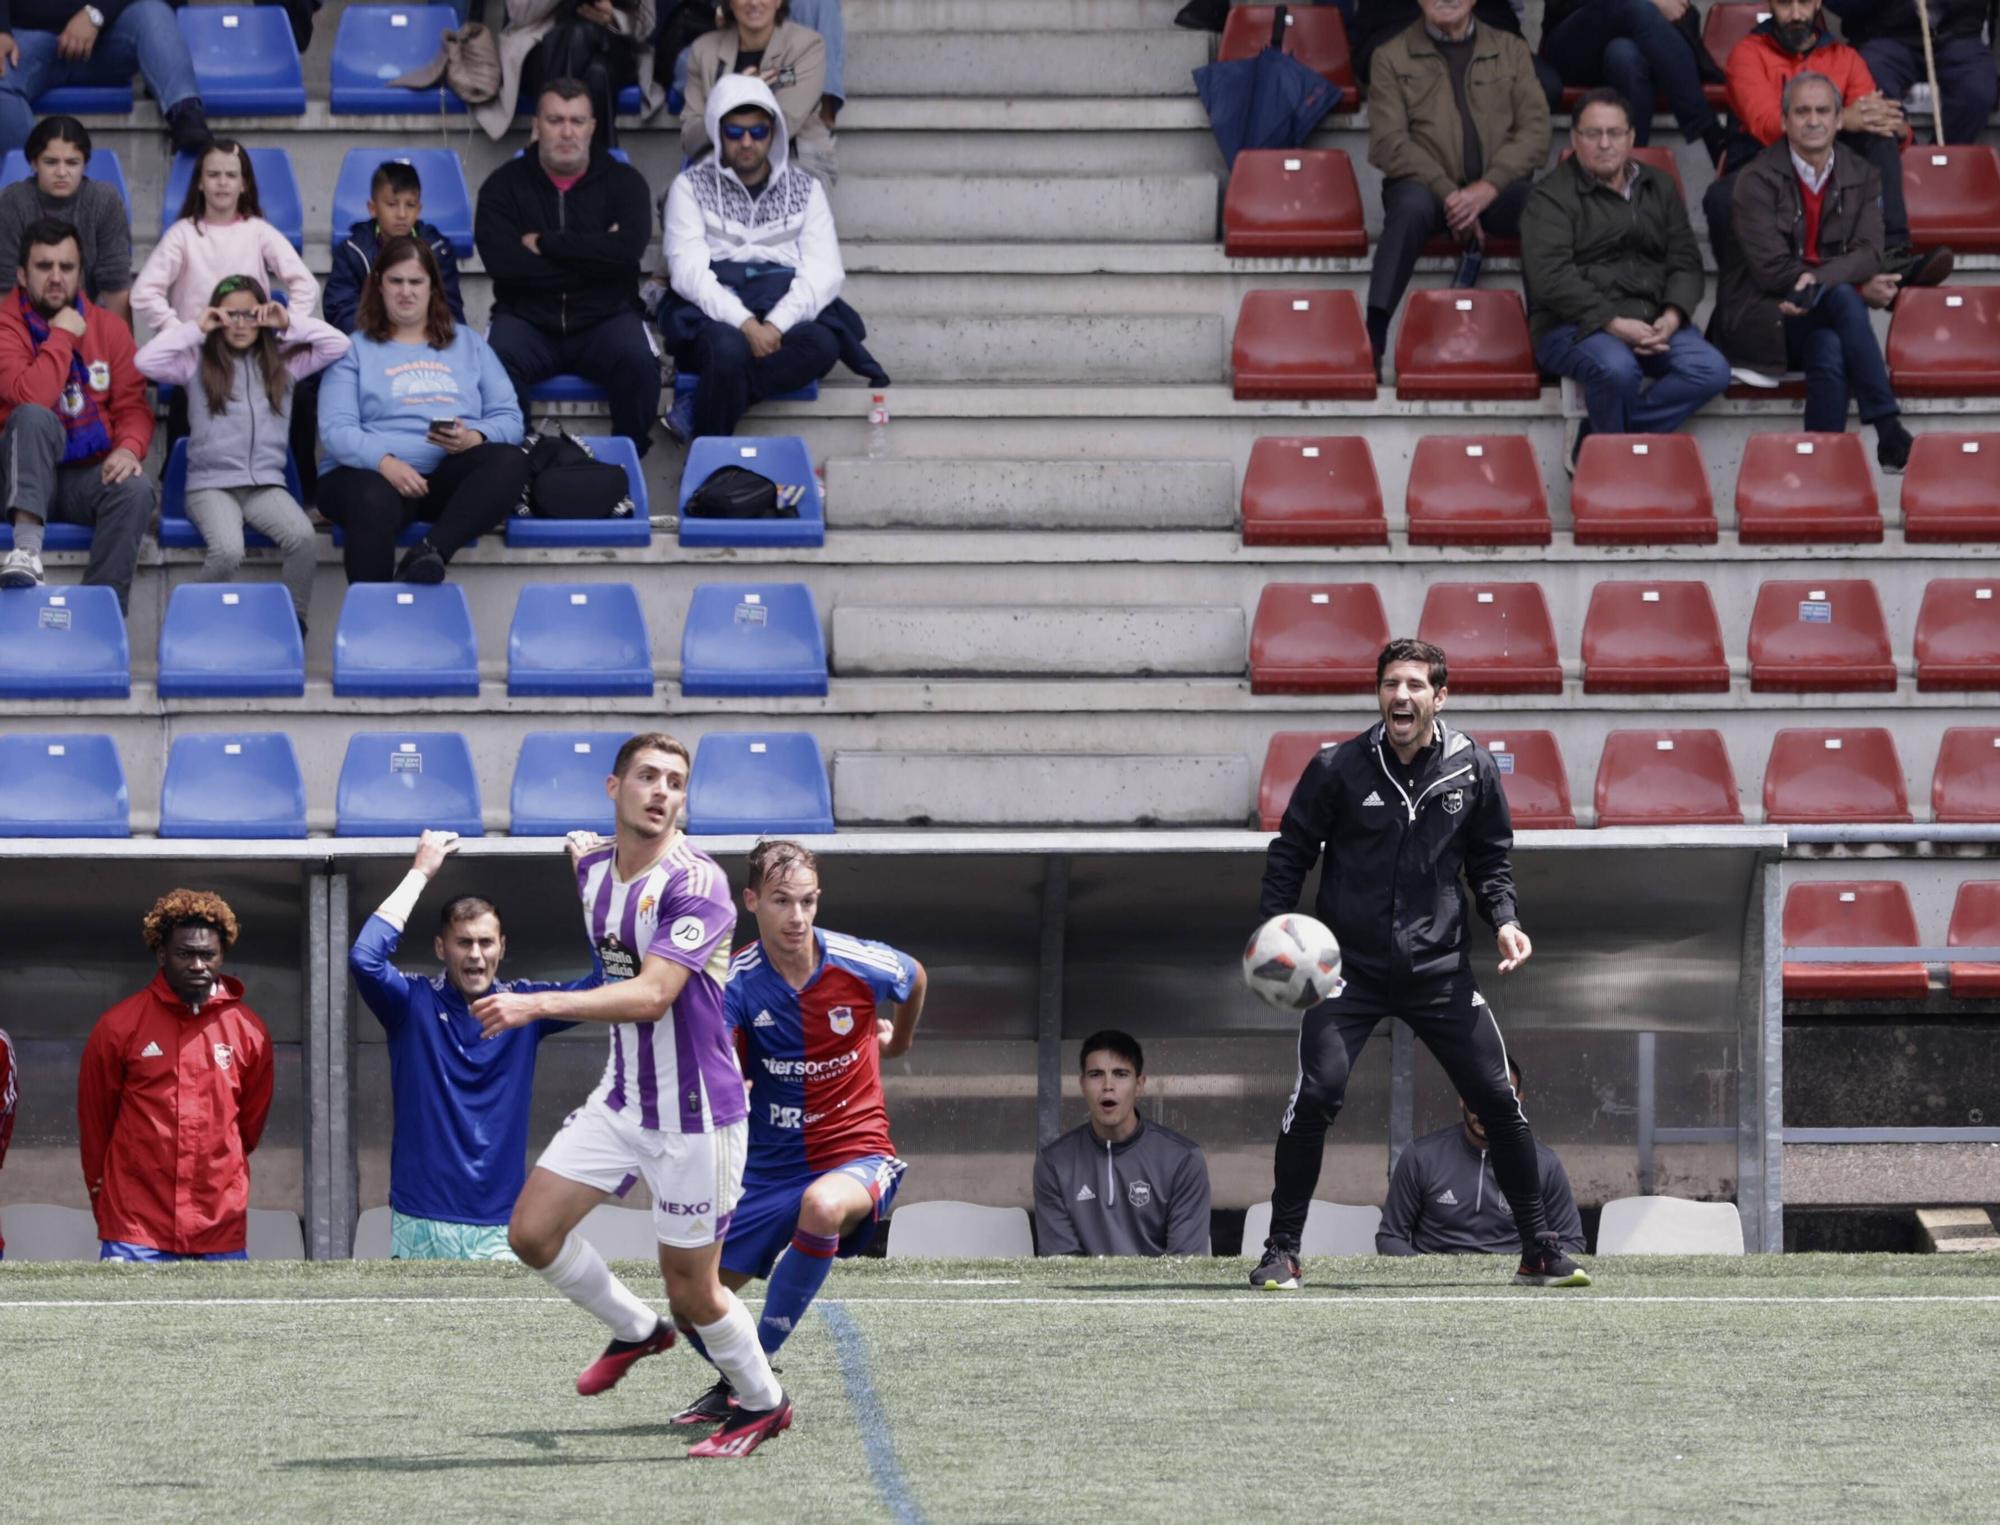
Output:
[1241, 915, 1343, 1011]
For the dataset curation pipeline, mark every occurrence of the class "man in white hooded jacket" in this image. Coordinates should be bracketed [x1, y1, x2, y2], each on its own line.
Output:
[662, 73, 845, 442]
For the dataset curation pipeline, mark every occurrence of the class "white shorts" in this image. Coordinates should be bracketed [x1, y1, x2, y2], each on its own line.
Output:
[535, 1102, 748, 1250]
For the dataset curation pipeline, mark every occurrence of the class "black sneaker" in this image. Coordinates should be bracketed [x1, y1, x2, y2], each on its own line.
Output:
[395, 540, 446, 585]
[1513, 1234, 1592, 1287]
[1876, 418, 1913, 476]
[1249, 1236, 1302, 1290]
[670, 1378, 737, 1427]
[1887, 245, 1954, 289]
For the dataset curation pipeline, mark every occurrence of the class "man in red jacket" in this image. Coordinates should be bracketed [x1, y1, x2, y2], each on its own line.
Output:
[0, 214, 154, 609]
[78, 890, 273, 1262]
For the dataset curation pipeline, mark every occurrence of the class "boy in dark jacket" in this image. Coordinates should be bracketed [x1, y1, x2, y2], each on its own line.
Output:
[325, 160, 464, 334]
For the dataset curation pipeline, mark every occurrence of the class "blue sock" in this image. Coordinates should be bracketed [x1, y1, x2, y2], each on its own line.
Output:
[757, 1230, 839, 1356]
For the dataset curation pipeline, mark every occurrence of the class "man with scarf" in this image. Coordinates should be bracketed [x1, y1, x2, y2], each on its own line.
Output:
[0, 215, 152, 607]
[661, 72, 882, 443]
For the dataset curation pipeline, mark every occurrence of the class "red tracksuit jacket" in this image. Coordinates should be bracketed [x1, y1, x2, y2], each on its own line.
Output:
[77, 974, 272, 1255]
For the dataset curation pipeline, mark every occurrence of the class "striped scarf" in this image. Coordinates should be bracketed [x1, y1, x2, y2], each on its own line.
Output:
[17, 290, 112, 464]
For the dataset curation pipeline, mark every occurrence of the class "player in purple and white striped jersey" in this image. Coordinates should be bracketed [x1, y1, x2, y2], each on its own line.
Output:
[472, 731, 791, 1459]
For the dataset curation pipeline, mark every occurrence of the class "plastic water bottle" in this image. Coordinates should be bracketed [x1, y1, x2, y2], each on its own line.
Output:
[866, 393, 890, 461]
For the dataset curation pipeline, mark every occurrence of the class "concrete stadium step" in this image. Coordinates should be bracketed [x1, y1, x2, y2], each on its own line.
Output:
[823, 457, 1236, 529]
[844, 31, 1209, 97]
[829, 172, 1216, 241]
[833, 750, 1251, 826]
[830, 603, 1245, 676]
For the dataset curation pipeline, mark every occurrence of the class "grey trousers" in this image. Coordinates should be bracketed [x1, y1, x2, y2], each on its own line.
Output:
[184, 484, 317, 624]
[2, 402, 152, 611]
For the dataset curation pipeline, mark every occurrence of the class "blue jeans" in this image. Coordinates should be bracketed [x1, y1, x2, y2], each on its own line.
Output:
[1541, 0, 1717, 146]
[1784, 281, 1899, 432]
[0, 0, 200, 158]
[1535, 322, 1730, 436]
[100, 1240, 249, 1262]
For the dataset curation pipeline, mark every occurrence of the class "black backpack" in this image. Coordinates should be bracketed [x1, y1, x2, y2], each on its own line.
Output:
[683, 466, 804, 520]
[517, 430, 636, 520]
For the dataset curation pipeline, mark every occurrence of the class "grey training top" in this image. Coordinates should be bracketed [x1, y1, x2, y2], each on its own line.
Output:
[0, 177, 133, 298]
[1033, 1115, 1212, 1257]
[1376, 1123, 1586, 1256]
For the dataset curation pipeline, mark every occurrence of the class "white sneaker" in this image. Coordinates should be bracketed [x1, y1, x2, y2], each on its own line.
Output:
[1730, 365, 1784, 390]
[0, 548, 43, 589]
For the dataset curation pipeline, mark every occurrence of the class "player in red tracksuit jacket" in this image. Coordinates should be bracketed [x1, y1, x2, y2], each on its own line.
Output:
[77, 890, 273, 1261]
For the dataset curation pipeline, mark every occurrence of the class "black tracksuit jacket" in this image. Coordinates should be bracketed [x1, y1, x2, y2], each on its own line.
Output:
[473, 150, 651, 335]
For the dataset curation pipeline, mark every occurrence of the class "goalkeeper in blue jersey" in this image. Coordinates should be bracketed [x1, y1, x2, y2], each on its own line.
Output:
[349, 830, 592, 1259]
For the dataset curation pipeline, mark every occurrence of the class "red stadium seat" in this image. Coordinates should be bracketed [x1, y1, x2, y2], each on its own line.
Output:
[1257, 730, 1352, 831]
[1932, 727, 2000, 823]
[1733, 432, 1882, 543]
[1476, 729, 1575, 828]
[1416, 582, 1563, 694]
[1782, 881, 1929, 1000]
[1232, 290, 1377, 401]
[1747, 579, 1896, 693]
[1946, 881, 2000, 997]
[1903, 145, 2000, 253]
[1224, 150, 1367, 257]
[1763, 728, 1912, 824]
[1701, 5, 1765, 106]
[1403, 435, 1551, 546]
[1219, 5, 1358, 108]
[1394, 290, 1539, 402]
[1914, 578, 2000, 692]
[1593, 729, 1744, 826]
[1580, 581, 1730, 694]
[1888, 287, 2000, 396]
[1901, 433, 2000, 541]
[1248, 583, 1389, 695]
[1569, 434, 1718, 545]
[1240, 436, 1386, 546]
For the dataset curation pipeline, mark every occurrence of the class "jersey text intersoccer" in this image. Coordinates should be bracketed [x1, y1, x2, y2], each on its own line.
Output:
[575, 838, 743, 1133]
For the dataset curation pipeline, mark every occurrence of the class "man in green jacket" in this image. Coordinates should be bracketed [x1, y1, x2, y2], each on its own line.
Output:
[1365, 0, 1551, 366]
[1521, 88, 1729, 464]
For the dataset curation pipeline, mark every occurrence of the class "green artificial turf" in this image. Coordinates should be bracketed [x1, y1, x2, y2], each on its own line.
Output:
[4, 1255, 1997, 1522]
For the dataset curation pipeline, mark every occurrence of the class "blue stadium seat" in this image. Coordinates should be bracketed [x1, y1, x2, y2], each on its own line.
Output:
[509, 730, 628, 836]
[159, 733, 307, 839]
[163, 147, 304, 252]
[158, 439, 303, 549]
[0, 148, 130, 213]
[156, 584, 305, 698]
[330, 5, 467, 113]
[0, 585, 129, 699]
[685, 733, 834, 835]
[336, 731, 483, 836]
[332, 585, 479, 697]
[507, 583, 653, 697]
[672, 373, 819, 404]
[330, 147, 474, 257]
[530, 374, 606, 403]
[31, 81, 131, 114]
[0, 733, 127, 837]
[178, 6, 305, 114]
[678, 436, 825, 548]
[506, 435, 650, 548]
[679, 582, 827, 696]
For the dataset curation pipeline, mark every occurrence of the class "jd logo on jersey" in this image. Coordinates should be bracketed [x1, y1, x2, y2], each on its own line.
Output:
[828, 1005, 855, 1036]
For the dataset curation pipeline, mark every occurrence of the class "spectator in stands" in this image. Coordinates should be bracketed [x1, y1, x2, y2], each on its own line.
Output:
[1364, 0, 1551, 369]
[662, 73, 883, 442]
[1539, 0, 1729, 160]
[317, 235, 528, 584]
[1033, 1029, 1212, 1257]
[1522, 87, 1728, 463]
[1703, 0, 1950, 287]
[134, 275, 347, 634]
[351, 831, 590, 1261]
[1353, 0, 1562, 111]
[476, 78, 659, 453]
[0, 216, 152, 605]
[0, 116, 132, 326]
[1376, 1058, 1586, 1257]
[1709, 71, 1914, 471]
[0, 0, 211, 162]
[1825, 0, 1995, 148]
[682, 0, 837, 186]
[326, 161, 465, 335]
[474, 0, 667, 155]
[78, 890, 273, 1262]
[0, 1023, 15, 1261]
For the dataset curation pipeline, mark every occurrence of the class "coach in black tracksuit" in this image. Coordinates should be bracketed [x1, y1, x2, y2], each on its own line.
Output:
[1251, 637, 1588, 1289]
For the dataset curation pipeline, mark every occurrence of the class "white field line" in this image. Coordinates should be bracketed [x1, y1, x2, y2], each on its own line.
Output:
[1, 1292, 1998, 1310]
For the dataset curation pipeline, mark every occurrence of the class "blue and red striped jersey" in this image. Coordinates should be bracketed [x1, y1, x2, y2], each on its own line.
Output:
[726, 929, 917, 1185]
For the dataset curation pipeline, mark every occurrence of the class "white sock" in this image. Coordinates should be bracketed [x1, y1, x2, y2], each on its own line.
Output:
[694, 1292, 783, 1411]
[536, 1232, 657, 1343]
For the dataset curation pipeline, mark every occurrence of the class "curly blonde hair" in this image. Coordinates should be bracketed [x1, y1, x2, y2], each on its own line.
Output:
[142, 889, 240, 953]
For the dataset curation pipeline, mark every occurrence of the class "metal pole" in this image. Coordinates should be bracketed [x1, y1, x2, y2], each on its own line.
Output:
[1637, 1030, 1657, 1197]
[1035, 855, 1068, 1149]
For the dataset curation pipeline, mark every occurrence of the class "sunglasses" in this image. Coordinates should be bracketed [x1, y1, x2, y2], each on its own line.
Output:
[721, 122, 772, 142]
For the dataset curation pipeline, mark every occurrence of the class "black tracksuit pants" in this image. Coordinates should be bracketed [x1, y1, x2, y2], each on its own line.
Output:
[1270, 970, 1547, 1254]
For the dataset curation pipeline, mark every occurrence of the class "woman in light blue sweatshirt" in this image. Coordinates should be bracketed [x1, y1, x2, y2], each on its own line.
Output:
[317, 236, 529, 584]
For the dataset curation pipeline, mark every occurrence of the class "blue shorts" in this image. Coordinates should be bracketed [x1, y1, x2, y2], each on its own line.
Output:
[721, 1155, 906, 1280]
[100, 1241, 248, 1263]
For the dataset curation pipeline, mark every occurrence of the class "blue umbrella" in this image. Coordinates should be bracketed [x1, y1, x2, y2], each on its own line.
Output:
[1193, 5, 1343, 169]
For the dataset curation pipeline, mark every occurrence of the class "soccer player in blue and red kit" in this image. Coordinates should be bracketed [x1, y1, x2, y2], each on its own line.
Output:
[670, 838, 927, 1428]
